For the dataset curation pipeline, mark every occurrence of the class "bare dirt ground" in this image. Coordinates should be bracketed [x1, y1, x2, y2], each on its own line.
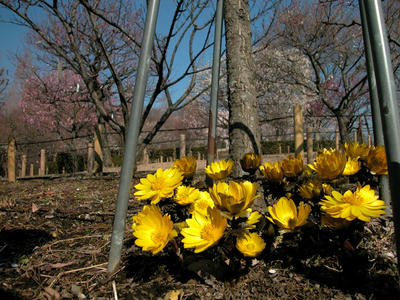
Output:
[0, 176, 399, 299]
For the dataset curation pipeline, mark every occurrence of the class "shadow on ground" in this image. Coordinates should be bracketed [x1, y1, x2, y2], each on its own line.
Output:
[0, 229, 53, 266]
[265, 224, 400, 299]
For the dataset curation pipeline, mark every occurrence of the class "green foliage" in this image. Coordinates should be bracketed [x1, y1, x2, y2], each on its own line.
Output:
[0, 147, 6, 177]
[191, 146, 207, 159]
[47, 160, 58, 174]
[111, 150, 123, 167]
[315, 140, 336, 151]
[261, 140, 336, 154]
[55, 152, 85, 173]
[261, 141, 294, 154]
[149, 148, 177, 161]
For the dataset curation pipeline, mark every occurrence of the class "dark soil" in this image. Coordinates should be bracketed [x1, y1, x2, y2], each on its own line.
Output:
[0, 177, 399, 299]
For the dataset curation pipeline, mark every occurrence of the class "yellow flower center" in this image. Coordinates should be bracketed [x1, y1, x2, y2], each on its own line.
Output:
[151, 178, 165, 191]
[151, 231, 164, 244]
[246, 243, 255, 251]
[343, 194, 363, 206]
[197, 200, 209, 210]
[180, 191, 190, 200]
[201, 224, 218, 241]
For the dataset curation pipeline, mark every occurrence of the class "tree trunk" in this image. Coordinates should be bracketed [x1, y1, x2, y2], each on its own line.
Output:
[335, 114, 351, 144]
[97, 116, 113, 168]
[224, 0, 261, 177]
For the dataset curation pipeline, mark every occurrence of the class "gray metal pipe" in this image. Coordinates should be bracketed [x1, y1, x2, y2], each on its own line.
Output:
[207, 0, 224, 166]
[359, 0, 391, 211]
[363, 0, 400, 266]
[107, 0, 160, 273]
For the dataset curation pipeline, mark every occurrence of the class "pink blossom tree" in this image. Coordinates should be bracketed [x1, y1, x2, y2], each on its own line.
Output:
[20, 70, 97, 139]
[19, 69, 99, 172]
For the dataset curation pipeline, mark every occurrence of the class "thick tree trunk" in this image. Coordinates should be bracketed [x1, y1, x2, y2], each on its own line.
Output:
[224, 0, 261, 177]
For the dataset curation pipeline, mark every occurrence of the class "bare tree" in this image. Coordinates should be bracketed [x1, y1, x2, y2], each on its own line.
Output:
[273, 0, 400, 142]
[0, 67, 9, 110]
[0, 1, 225, 164]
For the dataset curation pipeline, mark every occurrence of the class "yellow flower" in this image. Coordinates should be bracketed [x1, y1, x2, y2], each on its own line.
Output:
[240, 152, 262, 174]
[309, 148, 346, 180]
[322, 183, 333, 195]
[342, 157, 361, 176]
[134, 168, 183, 204]
[181, 207, 227, 253]
[344, 142, 370, 160]
[189, 191, 215, 215]
[366, 145, 388, 175]
[267, 197, 311, 231]
[172, 156, 197, 178]
[236, 232, 266, 257]
[259, 161, 284, 182]
[209, 181, 259, 219]
[245, 210, 263, 229]
[321, 214, 350, 230]
[205, 160, 234, 180]
[281, 154, 304, 177]
[174, 185, 200, 206]
[298, 179, 322, 199]
[132, 205, 177, 254]
[320, 184, 386, 222]
[303, 165, 314, 177]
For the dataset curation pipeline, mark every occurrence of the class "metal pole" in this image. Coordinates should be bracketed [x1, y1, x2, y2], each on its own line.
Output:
[207, 0, 224, 165]
[363, 0, 400, 266]
[107, 0, 160, 273]
[359, 0, 391, 211]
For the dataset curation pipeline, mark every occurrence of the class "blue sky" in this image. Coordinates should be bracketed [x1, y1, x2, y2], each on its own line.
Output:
[0, 1, 218, 83]
[0, 7, 28, 74]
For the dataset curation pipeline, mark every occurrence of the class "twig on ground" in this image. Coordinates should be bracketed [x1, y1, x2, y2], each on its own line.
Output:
[63, 263, 107, 275]
[49, 234, 110, 246]
[49, 263, 107, 288]
[112, 280, 119, 300]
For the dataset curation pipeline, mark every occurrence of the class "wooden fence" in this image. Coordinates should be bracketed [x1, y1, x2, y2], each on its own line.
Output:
[4, 106, 372, 182]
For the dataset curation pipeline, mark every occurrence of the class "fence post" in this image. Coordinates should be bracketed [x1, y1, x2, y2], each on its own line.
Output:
[21, 154, 27, 177]
[315, 131, 320, 150]
[143, 147, 149, 164]
[87, 143, 94, 175]
[180, 134, 186, 158]
[359, 0, 391, 216]
[335, 127, 340, 150]
[7, 136, 16, 183]
[358, 118, 364, 143]
[29, 163, 34, 176]
[107, 0, 161, 274]
[94, 129, 103, 173]
[306, 127, 313, 164]
[39, 149, 46, 176]
[294, 104, 304, 157]
[278, 144, 281, 154]
[207, 0, 224, 168]
[362, 0, 400, 268]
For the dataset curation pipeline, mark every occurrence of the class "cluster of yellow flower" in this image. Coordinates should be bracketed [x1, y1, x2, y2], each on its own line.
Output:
[131, 142, 387, 258]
